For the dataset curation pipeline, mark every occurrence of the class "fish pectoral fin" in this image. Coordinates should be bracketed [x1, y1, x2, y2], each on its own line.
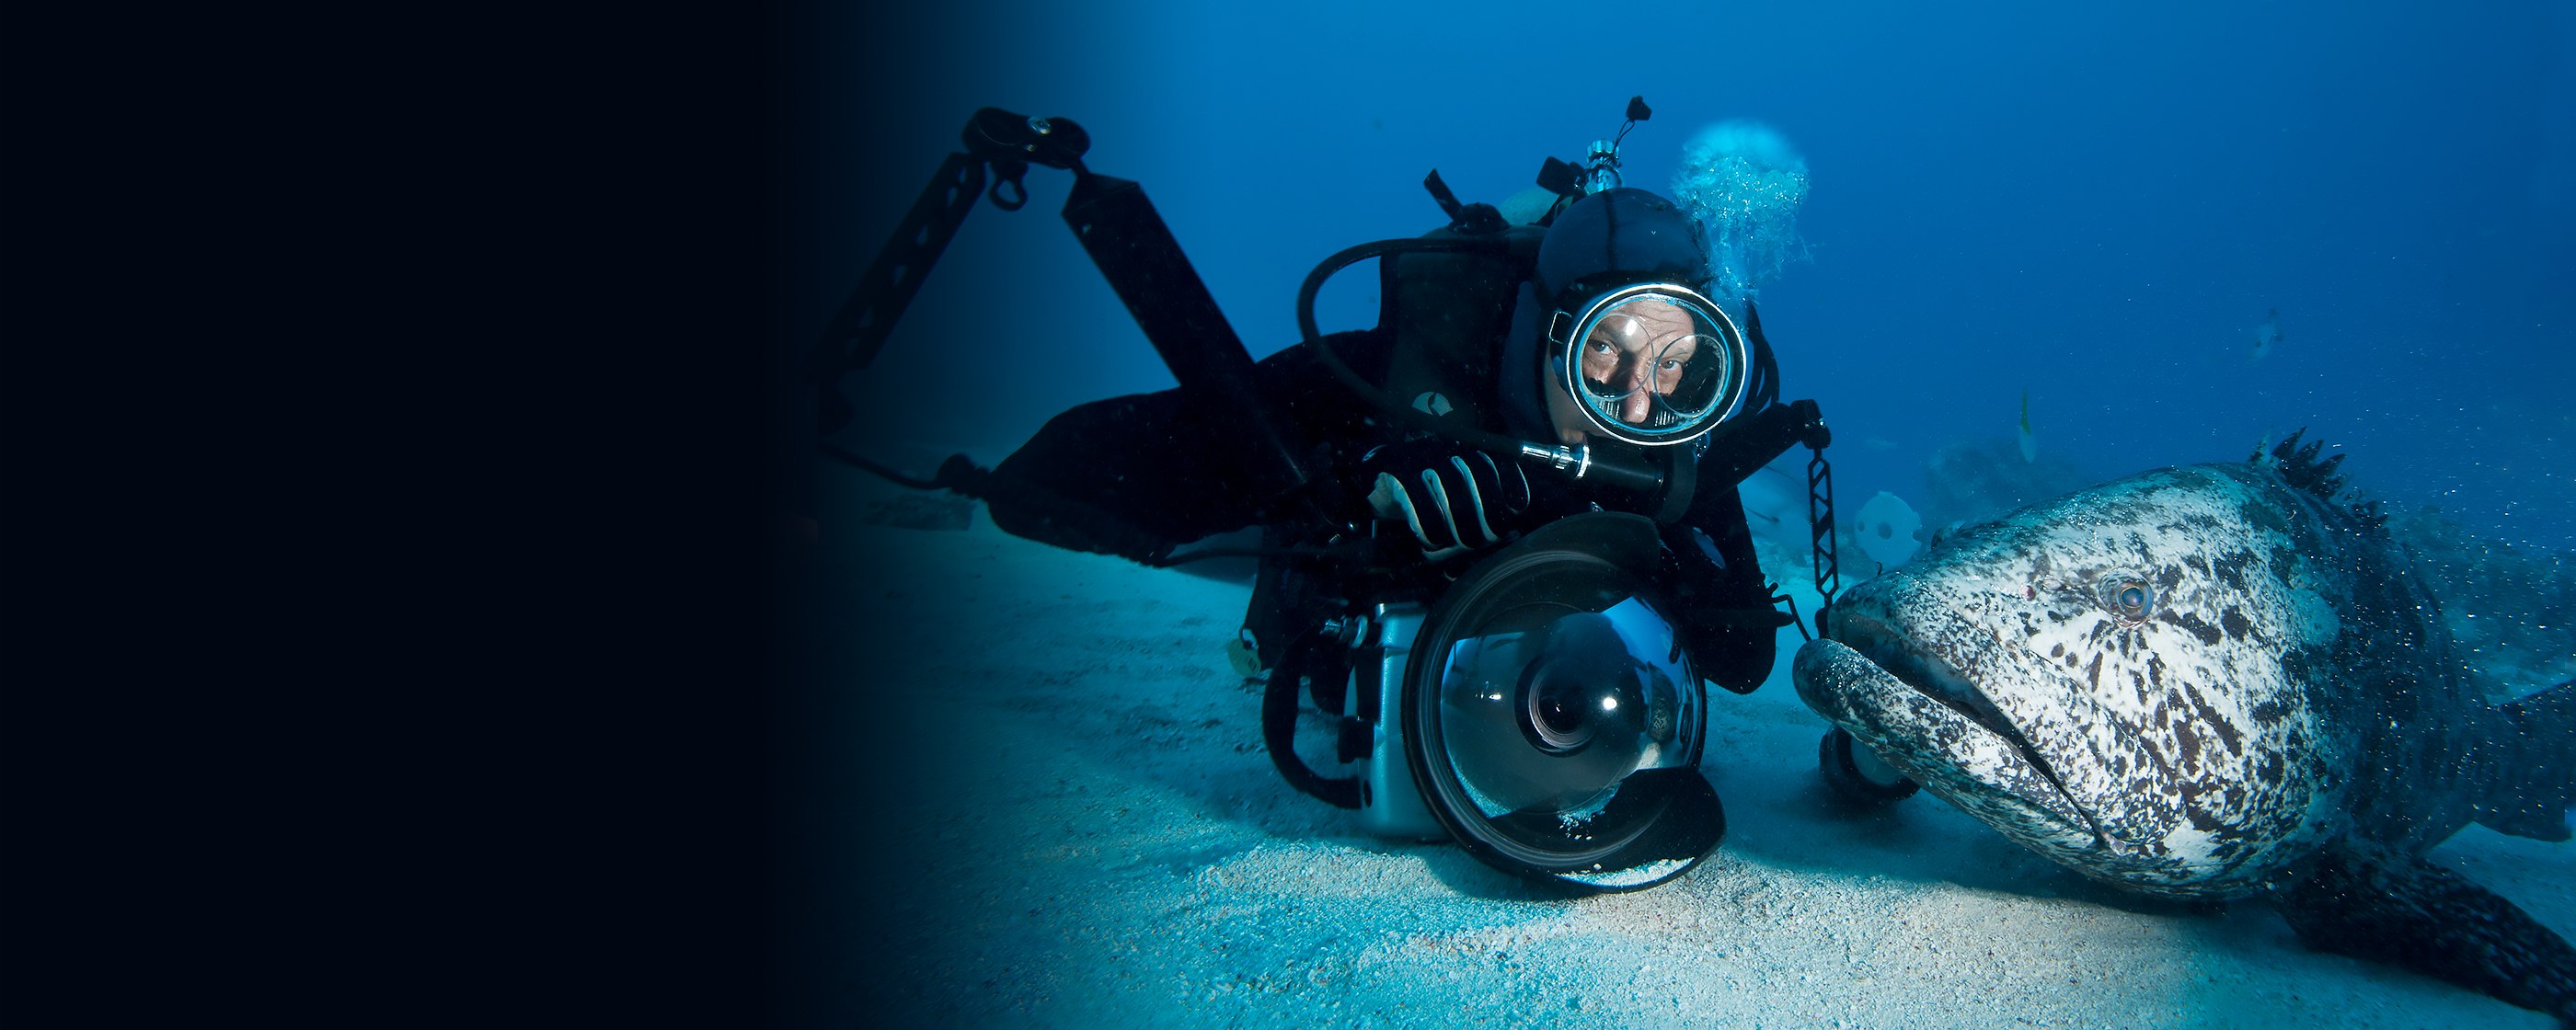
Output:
[2271, 836, 2576, 1024]
[2475, 680, 2576, 843]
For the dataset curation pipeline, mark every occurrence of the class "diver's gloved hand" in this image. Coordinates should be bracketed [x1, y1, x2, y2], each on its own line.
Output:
[1359, 441, 1532, 562]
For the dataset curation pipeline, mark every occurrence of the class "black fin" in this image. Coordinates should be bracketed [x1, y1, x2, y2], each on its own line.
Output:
[1422, 168, 1465, 220]
[1535, 156, 1584, 199]
[2265, 426, 2386, 527]
[2269, 428, 2332, 497]
[2273, 836, 2576, 1023]
[2477, 680, 2576, 842]
[2267, 428, 2307, 470]
[2308, 452, 2347, 497]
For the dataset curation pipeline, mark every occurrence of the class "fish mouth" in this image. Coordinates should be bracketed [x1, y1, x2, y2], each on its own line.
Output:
[1830, 613, 2018, 742]
[1792, 617, 2124, 857]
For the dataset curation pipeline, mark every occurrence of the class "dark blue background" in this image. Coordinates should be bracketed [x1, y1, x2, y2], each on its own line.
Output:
[781, 0, 2575, 546]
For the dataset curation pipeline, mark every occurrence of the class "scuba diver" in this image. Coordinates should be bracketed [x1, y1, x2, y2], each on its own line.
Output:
[985, 183, 1809, 694]
[811, 98, 1838, 890]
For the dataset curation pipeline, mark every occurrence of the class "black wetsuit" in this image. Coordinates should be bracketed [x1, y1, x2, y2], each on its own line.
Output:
[985, 327, 1797, 694]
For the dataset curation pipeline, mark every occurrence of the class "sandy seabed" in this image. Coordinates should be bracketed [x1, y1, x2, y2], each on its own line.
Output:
[783, 486, 2570, 1030]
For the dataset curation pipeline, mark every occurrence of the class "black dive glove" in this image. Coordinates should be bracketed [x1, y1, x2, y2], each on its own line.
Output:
[1359, 441, 1533, 561]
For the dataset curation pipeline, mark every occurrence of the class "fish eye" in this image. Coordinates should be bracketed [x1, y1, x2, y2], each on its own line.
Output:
[2099, 578, 2154, 622]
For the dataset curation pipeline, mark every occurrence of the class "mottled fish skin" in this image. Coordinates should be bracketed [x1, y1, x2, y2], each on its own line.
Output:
[1793, 460, 2489, 900]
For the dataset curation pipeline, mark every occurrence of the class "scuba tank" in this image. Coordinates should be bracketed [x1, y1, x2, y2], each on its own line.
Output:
[1373, 216, 1547, 437]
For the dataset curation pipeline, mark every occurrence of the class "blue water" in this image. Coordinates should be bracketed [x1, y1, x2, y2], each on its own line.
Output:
[784, 0, 2575, 549]
[777, 5, 2576, 1026]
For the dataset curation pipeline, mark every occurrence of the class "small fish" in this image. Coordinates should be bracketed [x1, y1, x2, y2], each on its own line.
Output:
[2249, 308, 2282, 361]
[2016, 392, 2037, 464]
[1853, 490, 1923, 571]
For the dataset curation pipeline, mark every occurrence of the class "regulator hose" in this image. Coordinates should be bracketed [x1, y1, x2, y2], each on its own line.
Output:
[1294, 236, 1532, 456]
[1292, 236, 1680, 501]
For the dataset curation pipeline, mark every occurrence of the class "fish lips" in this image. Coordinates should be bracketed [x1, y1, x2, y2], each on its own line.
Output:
[1792, 633, 2102, 859]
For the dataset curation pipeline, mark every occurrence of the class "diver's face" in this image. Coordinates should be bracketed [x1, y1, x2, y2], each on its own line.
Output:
[1578, 303, 1699, 427]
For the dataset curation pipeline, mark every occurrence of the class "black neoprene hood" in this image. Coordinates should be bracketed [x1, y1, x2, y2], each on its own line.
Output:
[1533, 189, 1714, 301]
[1501, 188, 1725, 443]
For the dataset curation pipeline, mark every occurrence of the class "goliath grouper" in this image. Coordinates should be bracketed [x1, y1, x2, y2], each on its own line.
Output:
[1793, 430, 2576, 1023]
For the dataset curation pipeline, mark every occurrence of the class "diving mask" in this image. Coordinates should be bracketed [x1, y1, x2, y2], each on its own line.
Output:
[1545, 282, 1748, 447]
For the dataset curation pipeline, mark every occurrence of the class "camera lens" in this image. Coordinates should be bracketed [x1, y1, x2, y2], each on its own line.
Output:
[1524, 664, 1604, 752]
[1399, 515, 1728, 892]
[1538, 692, 1584, 735]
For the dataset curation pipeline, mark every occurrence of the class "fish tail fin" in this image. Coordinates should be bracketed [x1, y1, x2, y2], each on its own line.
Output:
[2274, 835, 2576, 1023]
[2473, 680, 2576, 842]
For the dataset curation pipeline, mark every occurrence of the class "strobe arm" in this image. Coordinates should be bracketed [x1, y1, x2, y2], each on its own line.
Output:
[804, 108, 1091, 433]
[807, 108, 1310, 516]
[805, 154, 985, 433]
[1801, 410, 1840, 637]
[1056, 169, 1312, 513]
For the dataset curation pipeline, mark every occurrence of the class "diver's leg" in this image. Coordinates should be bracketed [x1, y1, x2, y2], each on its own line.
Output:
[986, 389, 1264, 555]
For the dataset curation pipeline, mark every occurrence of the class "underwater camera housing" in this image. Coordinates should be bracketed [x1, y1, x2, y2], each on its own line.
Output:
[1331, 513, 1725, 890]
